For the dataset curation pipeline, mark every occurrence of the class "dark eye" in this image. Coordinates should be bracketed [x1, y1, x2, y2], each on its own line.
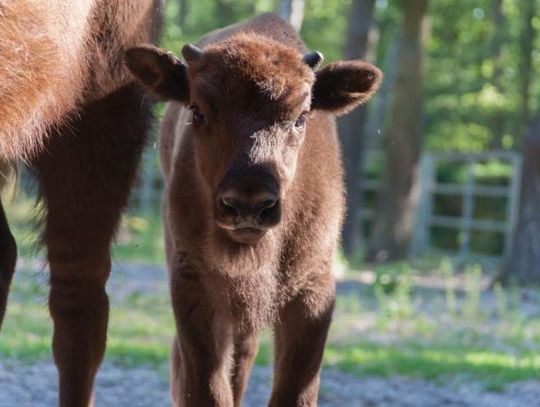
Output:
[190, 105, 205, 126]
[294, 112, 308, 130]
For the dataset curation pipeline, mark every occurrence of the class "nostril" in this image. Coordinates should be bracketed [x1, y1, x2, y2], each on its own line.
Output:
[260, 199, 277, 211]
[219, 197, 240, 217]
[257, 198, 280, 225]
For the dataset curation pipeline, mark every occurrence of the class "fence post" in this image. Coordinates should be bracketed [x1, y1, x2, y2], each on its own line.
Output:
[411, 154, 434, 258]
[139, 150, 156, 214]
[459, 159, 476, 259]
[504, 153, 522, 257]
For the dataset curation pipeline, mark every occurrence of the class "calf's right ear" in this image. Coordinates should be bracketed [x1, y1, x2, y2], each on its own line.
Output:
[124, 45, 189, 102]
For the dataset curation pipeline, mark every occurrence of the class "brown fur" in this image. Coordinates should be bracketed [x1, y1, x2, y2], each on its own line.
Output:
[196, 33, 314, 103]
[0, 0, 160, 160]
[127, 13, 381, 406]
[0, 1, 162, 406]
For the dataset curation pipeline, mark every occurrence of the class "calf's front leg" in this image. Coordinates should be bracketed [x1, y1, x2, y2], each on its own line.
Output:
[269, 282, 335, 407]
[231, 332, 259, 407]
[170, 265, 234, 407]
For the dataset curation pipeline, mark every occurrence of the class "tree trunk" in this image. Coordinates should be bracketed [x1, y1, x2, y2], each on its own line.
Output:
[488, 0, 505, 148]
[490, 0, 504, 86]
[338, 0, 376, 259]
[519, 0, 535, 136]
[278, 0, 305, 32]
[501, 113, 540, 284]
[366, 0, 428, 262]
[216, 0, 236, 26]
[363, 38, 399, 154]
[179, 0, 188, 30]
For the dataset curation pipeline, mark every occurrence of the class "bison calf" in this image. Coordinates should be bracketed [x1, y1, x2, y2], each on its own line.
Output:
[126, 13, 381, 407]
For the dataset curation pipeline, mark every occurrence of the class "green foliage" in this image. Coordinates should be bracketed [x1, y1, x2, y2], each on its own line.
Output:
[374, 272, 414, 321]
[373, 262, 411, 295]
[301, 0, 348, 62]
[161, 0, 351, 63]
[424, 0, 538, 151]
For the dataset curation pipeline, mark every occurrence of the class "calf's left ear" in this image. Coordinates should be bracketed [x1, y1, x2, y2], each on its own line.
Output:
[124, 44, 189, 102]
[311, 60, 382, 116]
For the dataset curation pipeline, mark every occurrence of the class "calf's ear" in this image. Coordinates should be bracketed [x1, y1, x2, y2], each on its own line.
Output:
[311, 60, 382, 116]
[124, 45, 189, 102]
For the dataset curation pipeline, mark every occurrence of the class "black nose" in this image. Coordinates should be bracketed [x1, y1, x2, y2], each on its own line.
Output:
[217, 193, 280, 227]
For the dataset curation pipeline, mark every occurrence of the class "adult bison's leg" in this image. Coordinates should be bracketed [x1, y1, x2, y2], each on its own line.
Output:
[34, 84, 150, 407]
[231, 332, 258, 407]
[0, 198, 17, 330]
[269, 283, 335, 407]
[170, 267, 234, 407]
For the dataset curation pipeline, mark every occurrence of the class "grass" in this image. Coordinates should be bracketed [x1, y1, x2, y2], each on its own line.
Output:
[325, 344, 540, 391]
[2, 260, 540, 392]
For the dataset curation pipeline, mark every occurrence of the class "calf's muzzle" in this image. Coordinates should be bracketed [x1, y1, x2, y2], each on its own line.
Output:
[216, 170, 281, 244]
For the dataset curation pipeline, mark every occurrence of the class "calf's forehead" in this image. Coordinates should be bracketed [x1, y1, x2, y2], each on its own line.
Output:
[187, 34, 314, 113]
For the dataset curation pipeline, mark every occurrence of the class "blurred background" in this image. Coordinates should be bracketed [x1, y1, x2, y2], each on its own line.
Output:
[2, 1, 540, 405]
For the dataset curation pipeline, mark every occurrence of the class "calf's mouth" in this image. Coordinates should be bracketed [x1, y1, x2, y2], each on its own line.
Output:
[216, 219, 268, 245]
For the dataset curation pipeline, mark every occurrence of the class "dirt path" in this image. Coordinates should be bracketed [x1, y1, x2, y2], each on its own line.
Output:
[1, 360, 539, 407]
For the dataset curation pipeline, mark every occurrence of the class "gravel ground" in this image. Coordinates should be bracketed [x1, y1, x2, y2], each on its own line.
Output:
[1, 360, 540, 407]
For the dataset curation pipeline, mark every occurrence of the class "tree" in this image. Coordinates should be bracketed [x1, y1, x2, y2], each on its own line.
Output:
[501, 0, 538, 284]
[338, 0, 377, 259]
[488, 0, 506, 148]
[501, 113, 540, 283]
[519, 0, 535, 134]
[278, 0, 305, 32]
[366, 0, 428, 262]
[179, 0, 188, 30]
[216, 0, 237, 26]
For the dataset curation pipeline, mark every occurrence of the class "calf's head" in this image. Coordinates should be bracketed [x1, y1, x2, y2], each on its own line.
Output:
[125, 34, 381, 245]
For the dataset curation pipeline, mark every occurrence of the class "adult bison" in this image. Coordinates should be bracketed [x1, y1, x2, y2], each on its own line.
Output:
[126, 13, 381, 406]
[0, 1, 162, 405]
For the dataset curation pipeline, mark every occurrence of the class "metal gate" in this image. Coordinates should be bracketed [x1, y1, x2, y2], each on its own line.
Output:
[411, 151, 522, 259]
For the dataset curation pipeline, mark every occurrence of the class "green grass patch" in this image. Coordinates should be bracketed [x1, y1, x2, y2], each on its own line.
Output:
[324, 343, 540, 391]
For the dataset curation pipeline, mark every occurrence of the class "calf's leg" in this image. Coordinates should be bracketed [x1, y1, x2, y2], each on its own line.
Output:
[170, 267, 234, 407]
[269, 286, 335, 407]
[231, 332, 258, 407]
[34, 84, 150, 407]
[0, 199, 16, 330]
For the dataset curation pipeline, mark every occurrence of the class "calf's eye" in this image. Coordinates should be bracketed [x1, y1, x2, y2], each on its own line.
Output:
[190, 105, 206, 126]
[294, 112, 308, 130]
